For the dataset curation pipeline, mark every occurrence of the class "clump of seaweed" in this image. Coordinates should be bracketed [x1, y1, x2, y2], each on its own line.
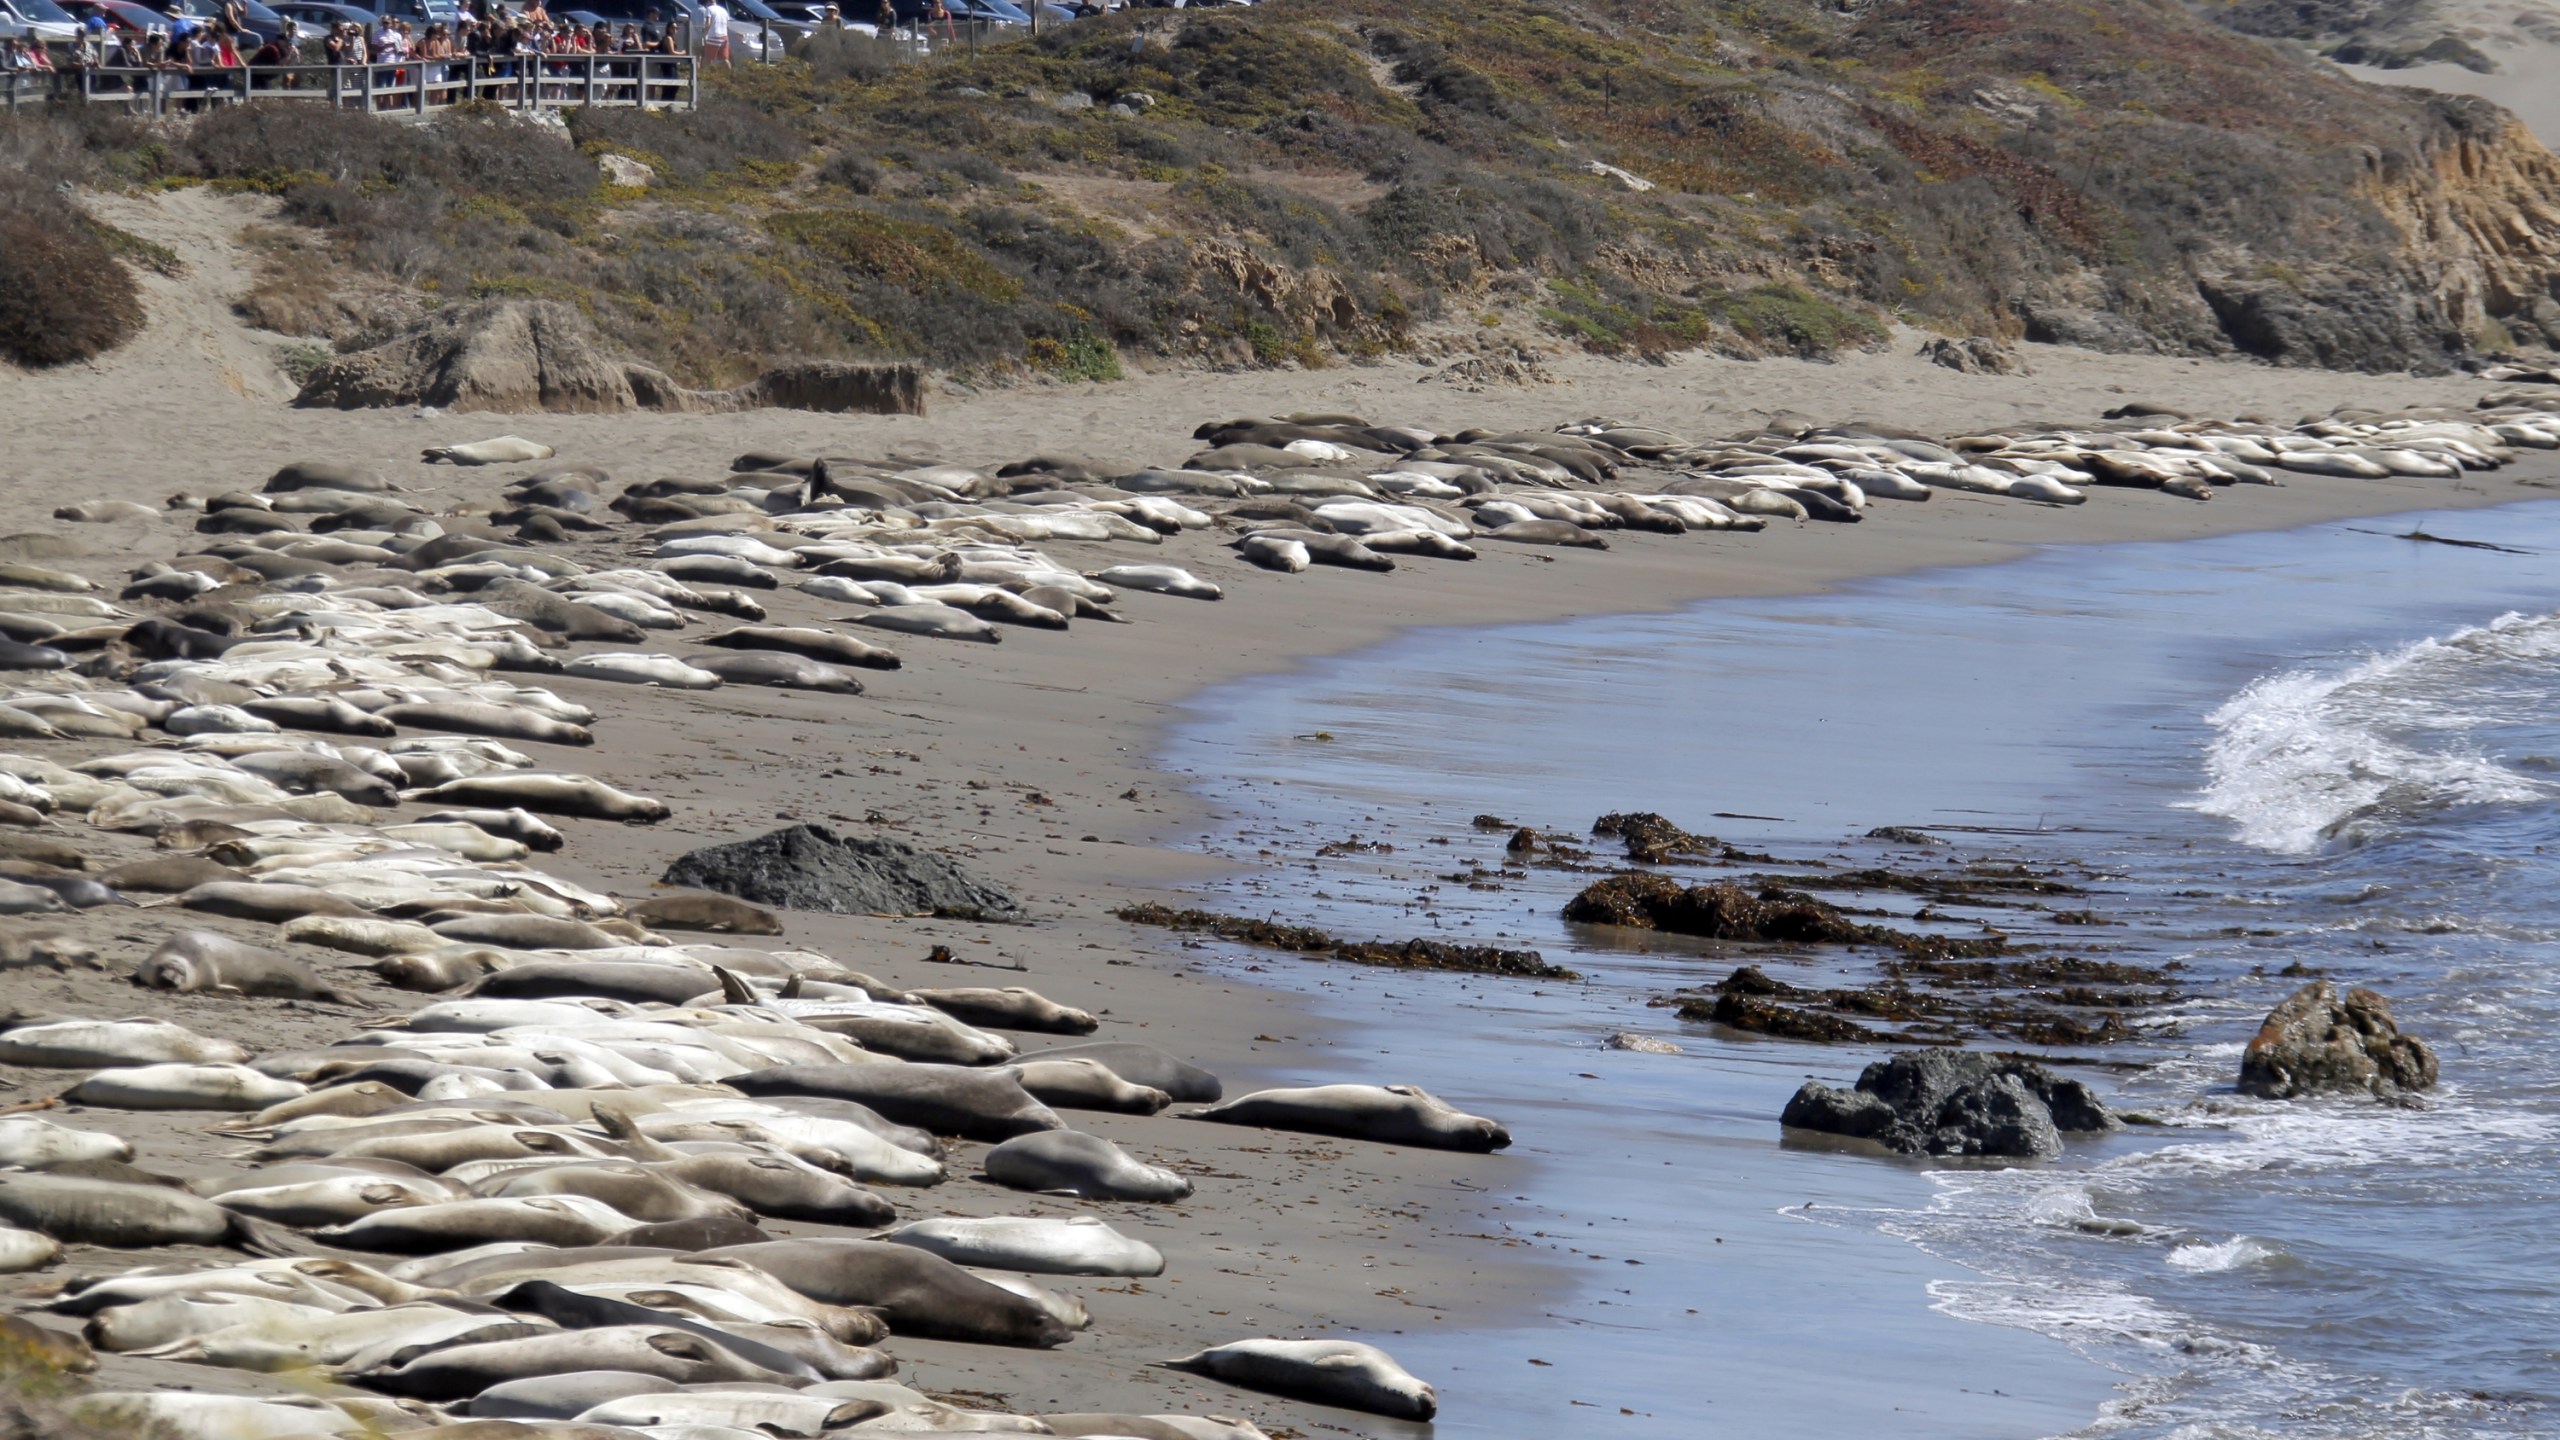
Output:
[1115, 902, 1580, 980]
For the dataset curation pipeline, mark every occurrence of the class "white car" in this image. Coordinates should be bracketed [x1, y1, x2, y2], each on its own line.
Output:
[0, 0, 83, 43]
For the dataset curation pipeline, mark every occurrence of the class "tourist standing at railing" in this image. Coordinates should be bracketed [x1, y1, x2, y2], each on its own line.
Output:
[700, 0, 729, 67]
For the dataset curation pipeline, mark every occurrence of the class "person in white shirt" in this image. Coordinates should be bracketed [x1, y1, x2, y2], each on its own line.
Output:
[699, 0, 729, 65]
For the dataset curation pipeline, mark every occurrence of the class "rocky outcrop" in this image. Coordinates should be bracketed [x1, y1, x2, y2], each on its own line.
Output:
[2237, 980, 2440, 1100]
[1782, 1050, 2120, 1159]
[295, 300, 678, 414]
[1918, 336, 2030, 375]
[297, 301, 925, 416]
[662, 824, 1020, 920]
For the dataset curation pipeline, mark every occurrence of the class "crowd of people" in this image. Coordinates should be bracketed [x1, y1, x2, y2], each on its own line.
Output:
[2, 0, 712, 107]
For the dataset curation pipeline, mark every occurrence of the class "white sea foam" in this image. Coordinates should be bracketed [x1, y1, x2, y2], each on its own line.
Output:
[2189, 612, 2560, 853]
[2163, 1236, 2285, 1273]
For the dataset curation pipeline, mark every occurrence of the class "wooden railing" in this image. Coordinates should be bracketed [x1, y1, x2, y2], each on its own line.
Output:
[0, 54, 697, 115]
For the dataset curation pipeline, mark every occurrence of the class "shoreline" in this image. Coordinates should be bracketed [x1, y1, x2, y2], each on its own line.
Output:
[8, 227, 2560, 1430]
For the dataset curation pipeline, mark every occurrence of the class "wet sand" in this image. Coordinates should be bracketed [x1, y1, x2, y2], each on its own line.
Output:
[3, 187, 2559, 1434]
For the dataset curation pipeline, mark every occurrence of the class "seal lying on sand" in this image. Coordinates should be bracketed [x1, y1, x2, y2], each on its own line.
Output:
[983, 1131, 1193, 1203]
[1165, 1338, 1437, 1420]
[704, 1239, 1072, 1347]
[1191, 1084, 1511, 1151]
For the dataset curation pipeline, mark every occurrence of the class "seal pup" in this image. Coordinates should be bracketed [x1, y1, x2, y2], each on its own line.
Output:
[1192, 1084, 1510, 1151]
[1164, 1338, 1436, 1420]
[983, 1131, 1193, 1202]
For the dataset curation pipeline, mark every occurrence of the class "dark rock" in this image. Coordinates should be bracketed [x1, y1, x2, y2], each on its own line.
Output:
[2236, 980, 2439, 1100]
[1563, 872, 2008, 959]
[1865, 825, 1945, 846]
[1781, 1049, 2119, 1159]
[663, 823, 1021, 920]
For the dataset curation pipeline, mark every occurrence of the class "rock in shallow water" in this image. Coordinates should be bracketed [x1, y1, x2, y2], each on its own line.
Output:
[2236, 980, 2438, 1101]
[1781, 1050, 2119, 1159]
[663, 823, 1020, 919]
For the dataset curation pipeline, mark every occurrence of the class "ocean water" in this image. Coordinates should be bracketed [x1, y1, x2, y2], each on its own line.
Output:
[1157, 499, 2560, 1438]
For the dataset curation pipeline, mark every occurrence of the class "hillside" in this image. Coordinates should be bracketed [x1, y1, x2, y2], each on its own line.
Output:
[9, 0, 2560, 385]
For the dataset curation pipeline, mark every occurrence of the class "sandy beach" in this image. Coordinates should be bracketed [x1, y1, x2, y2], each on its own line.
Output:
[3, 188, 2559, 1436]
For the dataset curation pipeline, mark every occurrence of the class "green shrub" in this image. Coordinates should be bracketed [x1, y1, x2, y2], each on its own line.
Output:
[0, 187, 144, 368]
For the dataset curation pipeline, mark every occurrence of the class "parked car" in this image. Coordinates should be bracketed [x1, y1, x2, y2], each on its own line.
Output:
[53, 0, 170, 35]
[268, 0, 376, 34]
[0, 0, 83, 43]
[145, 0, 287, 44]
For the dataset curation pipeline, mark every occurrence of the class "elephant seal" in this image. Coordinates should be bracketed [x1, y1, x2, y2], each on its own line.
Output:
[703, 1239, 1071, 1348]
[631, 893, 782, 935]
[726, 1063, 1062, 1141]
[99, 854, 242, 894]
[354, 1324, 791, 1400]
[475, 1166, 750, 1227]
[379, 701, 595, 748]
[231, 751, 401, 805]
[1234, 534, 1310, 572]
[66, 1063, 308, 1111]
[984, 1131, 1192, 1202]
[573, 1391, 886, 1433]
[0, 879, 70, 916]
[1165, 1338, 1436, 1420]
[1091, 564, 1221, 600]
[701, 626, 901, 671]
[473, 962, 718, 1005]
[680, 651, 865, 695]
[1004, 1058, 1171, 1115]
[134, 930, 352, 1002]
[430, 914, 623, 950]
[424, 437, 559, 466]
[605, 1215, 769, 1250]
[321, 1195, 652, 1252]
[0, 1019, 246, 1068]
[1018, 1042, 1222, 1103]
[1046, 1419, 1268, 1440]
[1481, 518, 1608, 548]
[467, 1372, 682, 1421]
[0, 640, 71, 671]
[912, 987, 1098, 1035]
[883, 1215, 1165, 1277]
[417, 808, 569, 851]
[0, 1172, 299, 1254]
[0, 1228, 62, 1273]
[1192, 1084, 1510, 1151]
[412, 774, 671, 823]
[653, 1153, 896, 1229]
[179, 880, 369, 924]
[0, 1115, 133, 1169]
[488, 1279, 821, 1383]
[854, 605, 1003, 645]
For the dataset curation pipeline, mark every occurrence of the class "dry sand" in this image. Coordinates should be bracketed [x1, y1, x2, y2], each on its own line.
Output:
[4, 188, 2560, 1435]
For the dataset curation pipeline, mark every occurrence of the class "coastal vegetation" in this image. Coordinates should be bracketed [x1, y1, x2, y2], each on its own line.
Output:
[4, 0, 2558, 377]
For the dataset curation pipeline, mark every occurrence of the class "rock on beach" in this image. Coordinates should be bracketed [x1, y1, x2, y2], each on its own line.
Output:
[2237, 980, 2439, 1100]
[1781, 1050, 2120, 1159]
[663, 822, 1022, 919]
